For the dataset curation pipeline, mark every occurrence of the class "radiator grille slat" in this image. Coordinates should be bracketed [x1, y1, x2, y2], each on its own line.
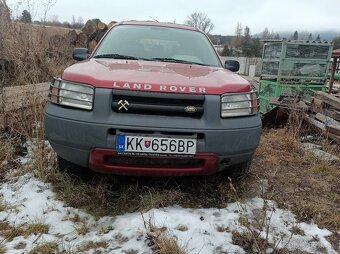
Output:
[112, 89, 205, 117]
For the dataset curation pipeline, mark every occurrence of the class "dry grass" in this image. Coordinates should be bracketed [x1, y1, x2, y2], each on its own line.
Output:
[122, 250, 139, 254]
[0, 198, 7, 212]
[326, 232, 340, 253]
[0, 221, 50, 244]
[232, 230, 268, 253]
[0, 19, 73, 86]
[0, 136, 15, 163]
[0, 244, 6, 254]
[40, 167, 255, 218]
[28, 242, 59, 254]
[26, 222, 50, 235]
[14, 241, 27, 250]
[0, 222, 25, 241]
[144, 215, 187, 254]
[75, 221, 90, 235]
[290, 225, 305, 236]
[0, 135, 17, 178]
[253, 128, 340, 233]
[254, 128, 304, 168]
[0, 6, 71, 181]
[78, 241, 108, 252]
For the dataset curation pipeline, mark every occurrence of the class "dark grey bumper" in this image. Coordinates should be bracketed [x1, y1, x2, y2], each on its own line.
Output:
[45, 89, 261, 172]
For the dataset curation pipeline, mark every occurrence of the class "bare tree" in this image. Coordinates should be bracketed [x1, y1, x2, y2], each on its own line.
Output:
[235, 22, 243, 38]
[232, 22, 243, 50]
[20, 0, 39, 20]
[262, 27, 272, 40]
[40, 0, 57, 23]
[50, 14, 58, 23]
[0, 0, 11, 21]
[71, 15, 76, 26]
[185, 12, 214, 34]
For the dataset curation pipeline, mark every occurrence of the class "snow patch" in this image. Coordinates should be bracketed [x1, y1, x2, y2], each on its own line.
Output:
[0, 174, 337, 254]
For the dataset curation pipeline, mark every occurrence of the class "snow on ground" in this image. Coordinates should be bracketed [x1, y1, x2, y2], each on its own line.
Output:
[0, 173, 337, 254]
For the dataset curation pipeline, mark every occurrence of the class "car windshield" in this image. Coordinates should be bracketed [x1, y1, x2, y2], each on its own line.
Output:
[93, 24, 221, 67]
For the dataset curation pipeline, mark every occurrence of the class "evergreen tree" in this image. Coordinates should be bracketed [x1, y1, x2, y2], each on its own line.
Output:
[240, 26, 253, 57]
[220, 45, 231, 56]
[262, 27, 270, 40]
[252, 38, 262, 57]
[308, 33, 313, 40]
[316, 34, 321, 41]
[292, 30, 298, 40]
[274, 33, 281, 40]
[20, 10, 32, 23]
[333, 36, 340, 49]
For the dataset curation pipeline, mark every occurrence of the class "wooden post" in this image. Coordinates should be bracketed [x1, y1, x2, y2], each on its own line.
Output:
[328, 56, 337, 94]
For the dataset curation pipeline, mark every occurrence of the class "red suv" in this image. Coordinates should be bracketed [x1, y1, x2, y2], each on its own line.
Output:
[45, 21, 261, 176]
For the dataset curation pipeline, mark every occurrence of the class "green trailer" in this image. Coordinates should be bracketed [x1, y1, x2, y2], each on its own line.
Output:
[259, 80, 325, 113]
[259, 40, 333, 114]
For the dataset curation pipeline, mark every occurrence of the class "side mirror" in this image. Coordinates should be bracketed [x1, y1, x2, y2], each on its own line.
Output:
[72, 48, 89, 61]
[224, 60, 240, 72]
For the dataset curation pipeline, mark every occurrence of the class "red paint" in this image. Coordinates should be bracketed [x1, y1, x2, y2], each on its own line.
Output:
[89, 149, 219, 176]
[118, 21, 198, 31]
[62, 59, 251, 95]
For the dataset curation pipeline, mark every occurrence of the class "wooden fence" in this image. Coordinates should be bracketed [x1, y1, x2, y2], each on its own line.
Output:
[0, 82, 50, 128]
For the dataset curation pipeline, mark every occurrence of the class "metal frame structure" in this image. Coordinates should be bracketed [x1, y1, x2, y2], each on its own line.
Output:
[259, 40, 334, 114]
[261, 40, 333, 83]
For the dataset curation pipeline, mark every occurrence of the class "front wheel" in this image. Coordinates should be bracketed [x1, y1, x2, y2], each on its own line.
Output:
[229, 159, 252, 179]
[57, 155, 93, 177]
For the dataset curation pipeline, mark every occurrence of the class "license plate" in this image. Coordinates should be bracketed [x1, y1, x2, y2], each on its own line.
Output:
[116, 135, 197, 155]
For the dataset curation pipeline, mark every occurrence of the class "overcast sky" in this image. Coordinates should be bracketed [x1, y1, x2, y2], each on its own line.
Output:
[7, 0, 340, 35]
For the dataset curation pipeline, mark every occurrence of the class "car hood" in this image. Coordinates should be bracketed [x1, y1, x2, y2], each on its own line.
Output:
[61, 59, 252, 95]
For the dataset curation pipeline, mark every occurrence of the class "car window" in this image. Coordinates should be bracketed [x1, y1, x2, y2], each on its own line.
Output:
[94, 25, 221, 67]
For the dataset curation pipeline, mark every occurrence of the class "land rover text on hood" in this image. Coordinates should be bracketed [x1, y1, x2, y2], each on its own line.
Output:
[45, 21, 261, 176]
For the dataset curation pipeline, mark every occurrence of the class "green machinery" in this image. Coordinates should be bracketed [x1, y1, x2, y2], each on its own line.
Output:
[259, 40, 333, 114]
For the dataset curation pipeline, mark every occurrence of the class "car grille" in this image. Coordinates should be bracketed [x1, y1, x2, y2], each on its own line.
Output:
[112, 89, 205, 117]
[104, 155, 204, 169]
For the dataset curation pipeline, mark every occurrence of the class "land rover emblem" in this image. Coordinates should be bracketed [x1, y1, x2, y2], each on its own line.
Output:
[185, 106, 197, 114]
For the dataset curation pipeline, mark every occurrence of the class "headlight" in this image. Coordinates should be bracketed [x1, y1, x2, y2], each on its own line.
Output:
[221, 91, 258, 117]
[48, 78, 94, 110]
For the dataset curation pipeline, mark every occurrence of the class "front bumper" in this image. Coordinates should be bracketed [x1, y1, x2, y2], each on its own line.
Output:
[45, 90, 261, 176]
[89, 149, 219, 176]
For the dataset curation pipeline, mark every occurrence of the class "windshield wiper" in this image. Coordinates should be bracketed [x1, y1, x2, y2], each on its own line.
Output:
[94, 54, 149, 61]
[151, 57, 208, 66]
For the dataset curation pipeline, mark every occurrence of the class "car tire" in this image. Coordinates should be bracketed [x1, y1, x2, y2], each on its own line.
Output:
[57, 155, 93, 177]
[229, 158, 252, 179]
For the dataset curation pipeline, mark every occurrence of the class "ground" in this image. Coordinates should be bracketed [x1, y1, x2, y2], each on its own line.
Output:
[0, 129, 339, 254]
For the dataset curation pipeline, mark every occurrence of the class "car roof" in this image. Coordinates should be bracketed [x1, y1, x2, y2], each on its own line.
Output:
[118, 21, 199, 32]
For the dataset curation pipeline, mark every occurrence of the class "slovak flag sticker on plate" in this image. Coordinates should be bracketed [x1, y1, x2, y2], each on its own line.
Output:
[144, 140, 151, 148]
[116, 135, 126, 152]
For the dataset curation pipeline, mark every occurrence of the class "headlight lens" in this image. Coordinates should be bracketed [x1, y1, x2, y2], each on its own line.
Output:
[48, 78, 94, 110]
[221, 91, 258, 117]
